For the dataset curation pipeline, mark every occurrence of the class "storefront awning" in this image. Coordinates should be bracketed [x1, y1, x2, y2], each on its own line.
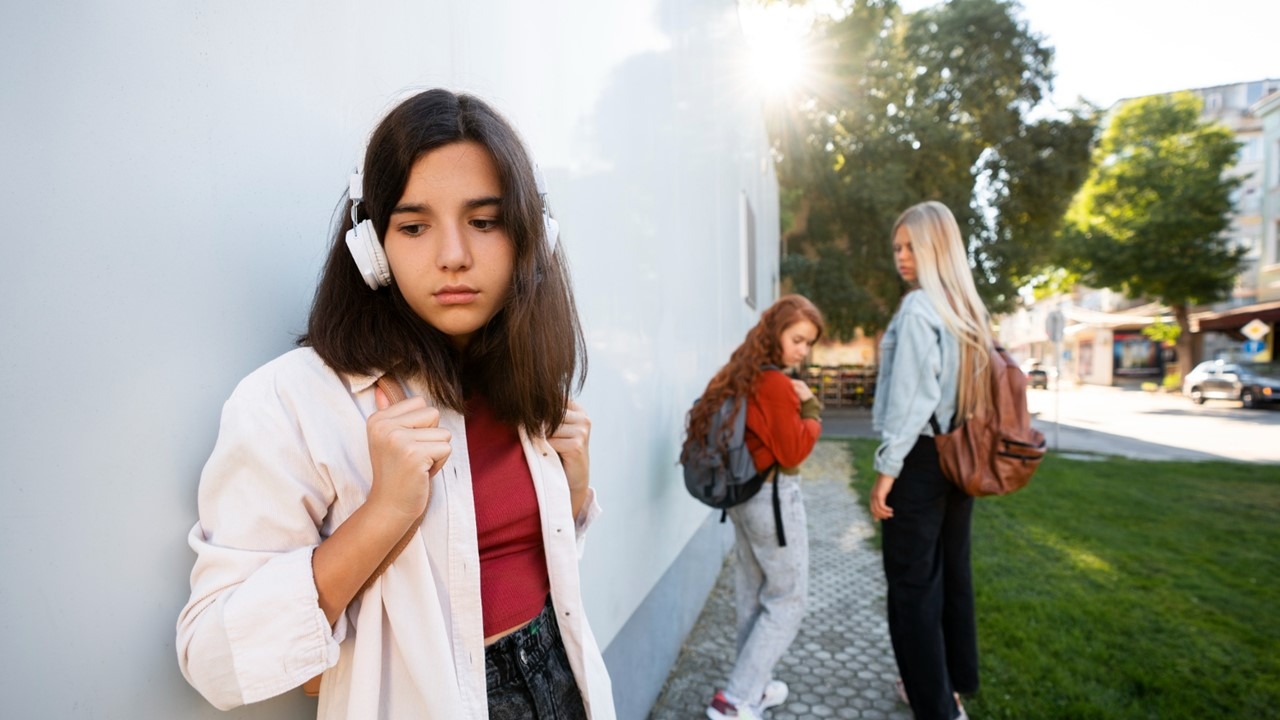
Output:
[1191, 300, 1280, 333]
[1062, 304, 1172, 328]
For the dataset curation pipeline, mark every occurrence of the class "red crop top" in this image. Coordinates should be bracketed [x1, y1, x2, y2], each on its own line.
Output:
[465, 394, 550, 638]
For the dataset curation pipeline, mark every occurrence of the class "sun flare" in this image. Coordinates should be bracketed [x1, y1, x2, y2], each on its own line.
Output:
[738, 1, 817, 100]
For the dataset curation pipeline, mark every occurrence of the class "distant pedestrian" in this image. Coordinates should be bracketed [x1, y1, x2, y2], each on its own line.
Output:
[870, 201, 986, 720]
[684, 295, 825, 720]
[176, 89, 614, 719]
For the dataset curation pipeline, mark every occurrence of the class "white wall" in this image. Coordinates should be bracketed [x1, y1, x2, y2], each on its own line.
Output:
[0, 1, 778, 718]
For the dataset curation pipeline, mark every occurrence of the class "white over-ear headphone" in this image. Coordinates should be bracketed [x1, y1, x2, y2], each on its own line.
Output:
[533, 164, 560, 253]
[345, 157, 561, 291]
[344, 169, 393, 290]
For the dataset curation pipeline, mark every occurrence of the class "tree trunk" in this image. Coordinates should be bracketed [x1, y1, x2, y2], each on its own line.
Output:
[1174, 303, 1193, 380]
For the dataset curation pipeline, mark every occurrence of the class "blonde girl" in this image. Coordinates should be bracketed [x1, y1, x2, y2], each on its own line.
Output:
[870, 201, 990, 720]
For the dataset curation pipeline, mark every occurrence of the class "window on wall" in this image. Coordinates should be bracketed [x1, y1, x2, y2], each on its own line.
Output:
[740, 192, 757, 309]
[1241, 186, 1261, 213]
[1241, 136, 1262, 163]
[1247, 82, 1264, 106]
[1273, 140, 1280, 188]
[1242, 233, 1260, 258]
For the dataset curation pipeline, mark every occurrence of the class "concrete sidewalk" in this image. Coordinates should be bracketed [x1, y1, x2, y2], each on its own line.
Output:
[648, 442, 910, 720]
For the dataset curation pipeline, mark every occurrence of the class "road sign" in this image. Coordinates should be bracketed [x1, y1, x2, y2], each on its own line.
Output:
[1242, 339, 1265, 355]
[1046, 310, 1065, 343]
[1242, 318, 1270, 341]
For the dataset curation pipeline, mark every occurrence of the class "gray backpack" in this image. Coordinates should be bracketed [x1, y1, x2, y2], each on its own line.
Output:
[682, 373, 786, 545]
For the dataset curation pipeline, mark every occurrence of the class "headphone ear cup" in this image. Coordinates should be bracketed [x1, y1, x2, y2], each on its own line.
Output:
[543, 213, 559, 252]
[345, 219, 392, 289]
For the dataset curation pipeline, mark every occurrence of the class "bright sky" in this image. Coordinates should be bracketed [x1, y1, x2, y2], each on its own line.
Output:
[896, 0, 1280, 109]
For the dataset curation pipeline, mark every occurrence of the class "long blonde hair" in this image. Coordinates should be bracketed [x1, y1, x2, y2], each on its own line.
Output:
[892, 201, 993, 420]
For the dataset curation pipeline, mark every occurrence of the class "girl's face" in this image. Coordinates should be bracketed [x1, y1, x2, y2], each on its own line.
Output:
[778, 319, 819, 368]
[383, 141, 515, 348]
[892, 226, 917, 285]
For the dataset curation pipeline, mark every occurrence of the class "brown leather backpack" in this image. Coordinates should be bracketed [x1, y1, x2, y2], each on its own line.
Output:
[930, 346, 1046, 496]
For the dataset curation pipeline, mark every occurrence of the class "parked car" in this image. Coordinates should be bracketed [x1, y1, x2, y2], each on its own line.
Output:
[1182, 360, 1280, 408]
[1025, 361, 1049, 389]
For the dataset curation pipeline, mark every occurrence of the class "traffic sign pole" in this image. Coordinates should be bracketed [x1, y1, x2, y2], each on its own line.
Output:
[1046, 309, 1065, 452]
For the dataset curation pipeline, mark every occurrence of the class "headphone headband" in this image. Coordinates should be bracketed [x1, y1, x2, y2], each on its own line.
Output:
[344, 152, 559, 291]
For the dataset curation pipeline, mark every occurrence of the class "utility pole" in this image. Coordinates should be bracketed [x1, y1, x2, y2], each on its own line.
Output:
[1046, 307, 1065, 452]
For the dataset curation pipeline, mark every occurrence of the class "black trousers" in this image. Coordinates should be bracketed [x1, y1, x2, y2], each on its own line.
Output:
[882, 436, 979, 720]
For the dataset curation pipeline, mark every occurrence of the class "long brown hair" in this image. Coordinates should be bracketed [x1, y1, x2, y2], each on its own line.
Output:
[681, 295, 825, 460]
[299, 89, 586, 435]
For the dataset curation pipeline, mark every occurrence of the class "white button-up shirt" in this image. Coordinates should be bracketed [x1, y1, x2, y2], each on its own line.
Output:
[176, 348, 615, 719]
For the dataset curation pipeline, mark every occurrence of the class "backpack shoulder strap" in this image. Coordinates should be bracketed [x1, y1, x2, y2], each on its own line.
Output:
[358, 374, 423, 594]
[305, 374, 419, 697]
[769, 465, 787, 547]
[375, 374, 407, 404]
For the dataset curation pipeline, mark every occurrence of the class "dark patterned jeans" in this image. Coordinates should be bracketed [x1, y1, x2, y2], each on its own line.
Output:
[485, 597, 588, 720]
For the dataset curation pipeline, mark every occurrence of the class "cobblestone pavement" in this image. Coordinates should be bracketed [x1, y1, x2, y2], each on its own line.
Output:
[649, 441, 911, 720]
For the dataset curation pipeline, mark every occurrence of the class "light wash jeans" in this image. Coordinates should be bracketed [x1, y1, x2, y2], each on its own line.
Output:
[723, 472, 809, 704]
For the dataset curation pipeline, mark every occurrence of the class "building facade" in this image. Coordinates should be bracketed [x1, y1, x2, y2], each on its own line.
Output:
[1016, 80, 1280, 379]
[0, 3, 780, 719]
[1191, 79, 1280, 305]
[1253, 89, 1280, 304]
[997, 289, 1172, 388]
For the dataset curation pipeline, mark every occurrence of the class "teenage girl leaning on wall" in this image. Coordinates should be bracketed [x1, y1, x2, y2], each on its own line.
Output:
[870, 201, 992, 720]
[685, 294, 825, 720]
[176, 89, 615, 720]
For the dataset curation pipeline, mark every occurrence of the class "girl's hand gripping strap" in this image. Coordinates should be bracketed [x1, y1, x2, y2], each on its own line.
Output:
[302, 374, 426, 698]
[356, 374, 428, 595]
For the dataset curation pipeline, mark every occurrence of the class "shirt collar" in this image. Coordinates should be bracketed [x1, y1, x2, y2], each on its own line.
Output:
[346, 370, 382, 394]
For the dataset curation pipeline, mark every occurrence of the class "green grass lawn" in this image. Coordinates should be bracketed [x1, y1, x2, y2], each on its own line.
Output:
[841, 438, 1280, 720]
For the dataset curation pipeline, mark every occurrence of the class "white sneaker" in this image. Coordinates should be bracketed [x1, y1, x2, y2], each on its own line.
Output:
[707, 690, 762, 720]
[759, 679, 789, 709]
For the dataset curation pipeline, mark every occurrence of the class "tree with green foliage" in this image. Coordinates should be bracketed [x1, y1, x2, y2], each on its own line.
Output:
[1060, 91, 1246, 378]
[772, 0, 1096, 339]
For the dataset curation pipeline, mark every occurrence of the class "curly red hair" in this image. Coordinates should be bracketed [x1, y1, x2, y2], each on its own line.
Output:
[681, 294, 825, 461]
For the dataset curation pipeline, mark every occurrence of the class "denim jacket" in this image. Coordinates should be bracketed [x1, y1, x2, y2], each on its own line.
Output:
[872, 290, 959, 478]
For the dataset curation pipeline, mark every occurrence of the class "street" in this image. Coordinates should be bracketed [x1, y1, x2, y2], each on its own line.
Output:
[1028, 383, 1280, 463]
[822, 383, 1280, 465]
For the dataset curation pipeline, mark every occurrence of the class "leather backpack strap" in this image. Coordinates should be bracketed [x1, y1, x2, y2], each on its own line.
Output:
[375, 373, 407, 404]
[302, 374, 426, 698]
[357, 374, 427, 595]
